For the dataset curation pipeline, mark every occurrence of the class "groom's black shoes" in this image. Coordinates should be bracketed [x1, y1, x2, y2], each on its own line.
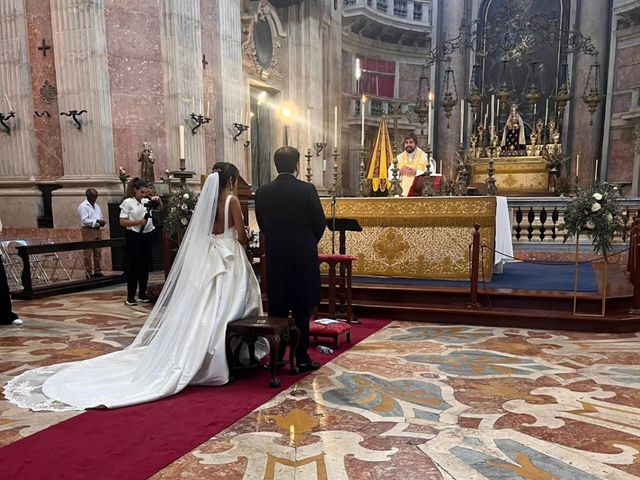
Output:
[297, 361, 321, 372]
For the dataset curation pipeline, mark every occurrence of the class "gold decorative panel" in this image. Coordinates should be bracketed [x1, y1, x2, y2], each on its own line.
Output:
[320, 197, 496, 280]
[471, 156, 549, 195]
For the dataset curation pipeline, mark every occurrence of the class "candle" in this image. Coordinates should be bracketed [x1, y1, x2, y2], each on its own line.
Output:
[191, 97, 194, 113]
[439, 159, 442, 174]
[496, 99, 500, 125]
[428, 94, 433, 145]
[544, 98, 549, 125]
[490, 94, 495, 130]
[460, 99, 465, 144]
[178, 125, 185, 159]
[334, 105, 338, 148]
[594, 158, 599, 182]
[534, 103, 537, 116]
[206, 101, 210, 118]
[360, 96, 365, 146]
[576, 154, 580, 174]
[307, 107, 311, 147]
[4, 94, 12, 112]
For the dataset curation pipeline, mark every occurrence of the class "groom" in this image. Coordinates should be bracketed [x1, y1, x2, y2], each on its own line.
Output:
[255, 146, 326, 371]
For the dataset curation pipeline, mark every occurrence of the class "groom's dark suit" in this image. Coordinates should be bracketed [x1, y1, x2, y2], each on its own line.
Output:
[255, 173, 326, 364]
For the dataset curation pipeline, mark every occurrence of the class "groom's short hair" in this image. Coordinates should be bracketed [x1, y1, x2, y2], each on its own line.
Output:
[274, 146, 299, 173]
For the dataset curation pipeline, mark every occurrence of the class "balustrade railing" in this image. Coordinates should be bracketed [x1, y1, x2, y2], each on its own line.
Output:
[507, 198, 640, 246]
[343, 0, 430, 25]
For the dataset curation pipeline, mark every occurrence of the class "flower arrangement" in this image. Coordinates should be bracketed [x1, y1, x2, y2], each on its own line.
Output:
[165, 187, 199, 240]
[563, 183, 626, 258]
[118, 166, 129, 198]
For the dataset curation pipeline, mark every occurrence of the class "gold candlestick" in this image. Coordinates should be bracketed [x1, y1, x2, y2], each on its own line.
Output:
[305, 148, 313, 183]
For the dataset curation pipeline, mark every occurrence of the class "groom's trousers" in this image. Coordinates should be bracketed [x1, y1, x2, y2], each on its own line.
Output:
[268, 305, 312, 364]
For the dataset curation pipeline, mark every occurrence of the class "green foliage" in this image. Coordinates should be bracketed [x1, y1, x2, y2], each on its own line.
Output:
[165, 187, 199, 240]
[562, 183, 626, 258]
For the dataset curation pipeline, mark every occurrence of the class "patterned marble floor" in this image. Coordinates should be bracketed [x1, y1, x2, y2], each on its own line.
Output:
[2, 284, 640, 479]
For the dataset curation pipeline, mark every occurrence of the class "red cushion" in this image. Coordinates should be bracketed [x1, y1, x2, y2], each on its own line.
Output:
[310, 322, 352, 336]
[318, 254, 357, 262]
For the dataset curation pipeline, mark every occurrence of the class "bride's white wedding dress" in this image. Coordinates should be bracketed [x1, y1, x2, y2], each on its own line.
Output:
[4, 173, 265, 411]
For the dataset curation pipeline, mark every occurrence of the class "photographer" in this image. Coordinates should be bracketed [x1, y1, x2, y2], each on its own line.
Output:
[119, 177, 162, 306]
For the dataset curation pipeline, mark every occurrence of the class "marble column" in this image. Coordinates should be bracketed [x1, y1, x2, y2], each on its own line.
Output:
[434, 0, 467, 174]
[160, 0, 206, 177]
[568, 0, 611, 186]
[632, 122, 640, 197]
[0, 0, 41, 227]
[216, 0, 245, 176]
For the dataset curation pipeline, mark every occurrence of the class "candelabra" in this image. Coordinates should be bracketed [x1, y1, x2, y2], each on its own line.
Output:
[389, 157, 402, 197]
[330, 147, 340, 195]
[60, 109, 87, 130]
[232, 122, 249, 142]
[0, 111, 15, 135]
[171, 157, 195, 187]
[358, 146, 368, 197]
[305, 148, 313, 183]
[421, 150, 435, 197]
[190, 113, 211, 135]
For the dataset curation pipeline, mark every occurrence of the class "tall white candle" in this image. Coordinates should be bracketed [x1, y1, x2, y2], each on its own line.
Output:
[360, 95, 365, 146]
[428, 95, 433, 145]
[490, 94, 495, 130]
[576, 154, 580, 174]
[334, 105, 338, 148]
[594, 158, 599, 182]
[191, 97, 194, 113]
[544, 98, 549, 126]
[460, 99, 465, 144]
[4, 94, 12, 112]
[206, 101, 210, 118]
[439, 159, 443, 174]
[178, 125, 185, 159]
[307, 107, 311, 147]
[496, 99, 500, 120]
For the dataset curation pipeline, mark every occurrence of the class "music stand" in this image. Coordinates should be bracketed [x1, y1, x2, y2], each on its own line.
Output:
[325, 218, 362, 255]
[324, 217, 362, 323]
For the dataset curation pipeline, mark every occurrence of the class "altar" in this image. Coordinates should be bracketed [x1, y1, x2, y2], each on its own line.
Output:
[319, 196, 513, 281]
[471, 155, 550, 195]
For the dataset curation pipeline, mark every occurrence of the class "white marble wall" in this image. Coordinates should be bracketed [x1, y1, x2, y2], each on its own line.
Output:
[160, 0, 205, 175]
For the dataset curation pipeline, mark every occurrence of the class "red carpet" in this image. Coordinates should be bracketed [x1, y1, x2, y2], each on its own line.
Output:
[0, 319, 389, 480]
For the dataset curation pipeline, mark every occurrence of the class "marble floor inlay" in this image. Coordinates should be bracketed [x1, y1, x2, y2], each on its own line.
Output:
[2, 286, 640, 479]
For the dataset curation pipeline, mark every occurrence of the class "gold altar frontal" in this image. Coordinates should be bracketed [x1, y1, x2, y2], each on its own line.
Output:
[471, 156, 549, 195]
[320, 197, 496, 280]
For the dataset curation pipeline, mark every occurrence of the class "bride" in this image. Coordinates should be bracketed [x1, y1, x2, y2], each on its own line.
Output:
[4, 162, 266, 411]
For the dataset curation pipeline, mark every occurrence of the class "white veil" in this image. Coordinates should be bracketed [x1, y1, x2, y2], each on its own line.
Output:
[131, 172, 220, 348]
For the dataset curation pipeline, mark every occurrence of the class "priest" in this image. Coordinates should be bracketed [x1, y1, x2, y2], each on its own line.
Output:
[389, 133, 436, 196]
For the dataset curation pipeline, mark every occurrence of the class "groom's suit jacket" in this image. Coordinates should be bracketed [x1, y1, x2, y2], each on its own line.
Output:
[255, 173, 326, 311]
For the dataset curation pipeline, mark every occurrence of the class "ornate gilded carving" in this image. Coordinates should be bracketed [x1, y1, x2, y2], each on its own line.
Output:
[39, 80, 57, 104]
[241, 0, 285, 79]
[319, 198, 496, 279]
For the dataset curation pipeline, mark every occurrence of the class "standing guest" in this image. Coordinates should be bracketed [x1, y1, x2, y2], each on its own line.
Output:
[78, 188, 107, 278]
[0, 218, 22, 326]
[255, 146, 326, 371]
[119, 178, 162, 306]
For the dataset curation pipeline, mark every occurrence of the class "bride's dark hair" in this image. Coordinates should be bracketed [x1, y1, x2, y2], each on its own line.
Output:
[212, 162, 239, 193]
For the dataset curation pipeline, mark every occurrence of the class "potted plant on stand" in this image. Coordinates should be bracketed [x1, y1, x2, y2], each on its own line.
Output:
[563, 182, 626, 315]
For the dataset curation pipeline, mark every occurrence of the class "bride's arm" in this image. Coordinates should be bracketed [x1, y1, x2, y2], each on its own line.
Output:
[229, 196, 249, 246]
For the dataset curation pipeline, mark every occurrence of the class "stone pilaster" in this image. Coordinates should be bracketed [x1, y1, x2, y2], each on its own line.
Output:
[0, 0, 37, 180]
[0, 0, 41, 227]
[160, 0, 206, 176]
[216, 0, 245, 176]
[50, 0, 115, 179]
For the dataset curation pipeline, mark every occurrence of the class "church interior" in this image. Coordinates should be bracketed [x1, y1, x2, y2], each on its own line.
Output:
[2, 0, 640, 478]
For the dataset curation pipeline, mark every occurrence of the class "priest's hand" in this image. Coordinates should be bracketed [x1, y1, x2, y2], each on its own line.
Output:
[400, 165, 416, 176]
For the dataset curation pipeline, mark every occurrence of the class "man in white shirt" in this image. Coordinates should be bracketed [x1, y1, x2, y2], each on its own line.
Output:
[78, 189, 106, 278]
[0, 218, 22, 325]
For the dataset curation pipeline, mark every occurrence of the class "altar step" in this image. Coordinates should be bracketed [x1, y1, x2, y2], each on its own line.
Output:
[319, 265, 640, 332]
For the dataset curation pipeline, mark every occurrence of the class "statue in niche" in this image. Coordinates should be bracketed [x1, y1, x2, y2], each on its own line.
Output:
[500, 104, 527, 156]
[137, 141, 155, 183]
